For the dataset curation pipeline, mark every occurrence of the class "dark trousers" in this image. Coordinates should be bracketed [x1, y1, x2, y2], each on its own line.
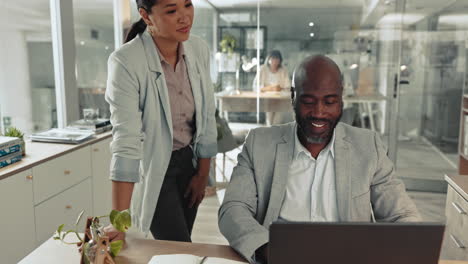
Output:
[149, 146, 198, 242]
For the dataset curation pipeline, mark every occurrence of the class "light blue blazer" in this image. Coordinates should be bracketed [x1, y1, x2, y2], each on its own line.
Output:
[105, 30, 217, 233]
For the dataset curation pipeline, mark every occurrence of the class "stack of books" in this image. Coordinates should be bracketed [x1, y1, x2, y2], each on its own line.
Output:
[0, 136, 23, 169]
[67, 119, 112, 134]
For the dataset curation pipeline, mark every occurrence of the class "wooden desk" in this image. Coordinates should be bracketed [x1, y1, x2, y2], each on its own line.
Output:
[216, 91, 292, 116]
[216, 91, 387, 132]
[19, 235, 246, 264]
[19, 234, 468, 264]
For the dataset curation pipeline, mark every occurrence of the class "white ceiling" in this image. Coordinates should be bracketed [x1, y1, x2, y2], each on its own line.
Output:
[1, 0, 468, 40]
[207, 0, 364, 8]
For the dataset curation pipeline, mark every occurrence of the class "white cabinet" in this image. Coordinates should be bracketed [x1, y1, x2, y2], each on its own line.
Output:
[91, 138, 112, 222]
[33, 146, 92, 204]
[35, 178, 93, 245]
[0, 135, 113, 261]
[0, 170, 36, 264]
[441, 185, 468, 260]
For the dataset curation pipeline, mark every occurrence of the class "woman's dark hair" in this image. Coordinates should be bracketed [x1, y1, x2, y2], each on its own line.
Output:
[267, 50, 283, 67]
[125, 0, 158, 43]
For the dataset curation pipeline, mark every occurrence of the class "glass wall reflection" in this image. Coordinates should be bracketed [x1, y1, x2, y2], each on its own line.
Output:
[73, 0, 115, 121]
[0, 0, 57, 135]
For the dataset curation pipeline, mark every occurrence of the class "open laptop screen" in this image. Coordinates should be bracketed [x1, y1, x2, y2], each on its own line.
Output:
[269, 222, 445, 264]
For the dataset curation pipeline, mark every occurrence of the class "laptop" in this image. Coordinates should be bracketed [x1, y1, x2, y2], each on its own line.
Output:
[269, 222, 445, 264]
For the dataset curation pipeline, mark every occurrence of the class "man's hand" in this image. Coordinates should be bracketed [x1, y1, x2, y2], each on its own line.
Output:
[184, 173, 208, 208]
[103, 224, 126, 242]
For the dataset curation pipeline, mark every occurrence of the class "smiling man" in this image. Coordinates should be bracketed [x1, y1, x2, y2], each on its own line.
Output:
[218, 55, 421, 264]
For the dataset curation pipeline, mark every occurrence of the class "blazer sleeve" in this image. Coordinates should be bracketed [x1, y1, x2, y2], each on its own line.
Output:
[105, 53, 143, 183]
[370, 132, 422, 222]
[218, 129, 269, 264]
[195, 43, 217, 158]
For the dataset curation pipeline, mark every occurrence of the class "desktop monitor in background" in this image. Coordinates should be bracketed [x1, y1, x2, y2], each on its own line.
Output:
[269, 222, 445, 264]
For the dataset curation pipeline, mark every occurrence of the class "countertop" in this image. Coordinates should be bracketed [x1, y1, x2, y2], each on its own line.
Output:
[0, 132, 112, 181]
[445, 174, 468, 201]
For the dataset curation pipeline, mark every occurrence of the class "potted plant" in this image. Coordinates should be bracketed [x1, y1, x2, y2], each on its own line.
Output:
[217, 34, 240, 74]
[54, 209, 131, 264]
[4, 127, 25, 156]
[219, 34, 237, 54]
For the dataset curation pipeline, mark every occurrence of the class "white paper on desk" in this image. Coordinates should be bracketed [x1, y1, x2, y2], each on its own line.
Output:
[148, 254, 247, 264]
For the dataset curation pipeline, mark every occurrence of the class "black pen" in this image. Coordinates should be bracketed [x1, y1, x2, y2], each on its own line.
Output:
[199, 256, 208, 264]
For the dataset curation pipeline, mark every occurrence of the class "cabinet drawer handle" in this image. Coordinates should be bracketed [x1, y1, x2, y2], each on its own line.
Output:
[450, 234, 466, 249]
[452, 202, 467, 215]
[64, 170, 71, 175]
[65, 205, 72, 209]
[26, 175, 33, 180]
[93, 148, 99, 152]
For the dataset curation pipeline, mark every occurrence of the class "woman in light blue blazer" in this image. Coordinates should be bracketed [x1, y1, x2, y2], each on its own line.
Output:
[104, 0, 217, 242]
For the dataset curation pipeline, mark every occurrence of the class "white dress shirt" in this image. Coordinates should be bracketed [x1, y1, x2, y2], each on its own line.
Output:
[279, 125, 339, 222]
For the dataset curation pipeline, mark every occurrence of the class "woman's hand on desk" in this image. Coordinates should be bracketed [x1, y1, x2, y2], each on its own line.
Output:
[261, 85, 281, 92]
[103, 224, 126, 242]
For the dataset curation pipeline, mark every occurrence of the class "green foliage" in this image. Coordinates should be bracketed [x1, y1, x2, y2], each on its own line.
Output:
[110, 209, 131, 232]
[54, 209, 131, 261]
[4, 127, 24, 139]
[110, 240, 124, 258]
[219, 34, 237, 54]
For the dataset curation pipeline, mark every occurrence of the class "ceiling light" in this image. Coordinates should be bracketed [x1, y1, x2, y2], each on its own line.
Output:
[349, 64, 358, 70]
[309, 22, 314, 27]
[400, 65, 408, 71]
[80, 41, 85, 46]
[310, 33, 315, 37]
[105, 46, 109, 50]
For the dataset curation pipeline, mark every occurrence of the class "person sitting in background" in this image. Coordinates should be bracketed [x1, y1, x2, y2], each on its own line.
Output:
[253, 50, 291, 93]
[219, 55, 421, 264]
[253, 50, 292, 125]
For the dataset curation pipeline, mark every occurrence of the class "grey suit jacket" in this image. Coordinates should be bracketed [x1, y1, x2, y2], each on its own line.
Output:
[218, 122, 421, 263]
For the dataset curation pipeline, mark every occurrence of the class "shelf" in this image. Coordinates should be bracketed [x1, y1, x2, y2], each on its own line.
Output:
[464, 94, 468, 99]
[463, 108, 468, 113]
[461, 153, 468, 161]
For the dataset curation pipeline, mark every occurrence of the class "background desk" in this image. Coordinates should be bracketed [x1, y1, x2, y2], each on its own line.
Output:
[216, 91, 387, 132]
[19, 234, 468, 264]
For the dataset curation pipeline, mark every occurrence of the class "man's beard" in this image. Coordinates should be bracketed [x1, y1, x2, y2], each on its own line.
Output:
[295, 109, 342, 144]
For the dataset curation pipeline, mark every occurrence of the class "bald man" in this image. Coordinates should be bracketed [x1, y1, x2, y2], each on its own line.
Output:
[218, 55, 421, 264]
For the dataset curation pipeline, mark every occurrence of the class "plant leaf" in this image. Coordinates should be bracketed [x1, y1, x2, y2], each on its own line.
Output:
[82, 242, 91, 264]
[75, 210, 85, 227]
[109, 210, 119, 226]
[113, 210, 131, 232]
[109, 240, 124, 258]
[57, 224, 65, 235]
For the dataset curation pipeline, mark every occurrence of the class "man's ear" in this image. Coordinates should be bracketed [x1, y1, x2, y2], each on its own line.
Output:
[291, 86, 296, 104]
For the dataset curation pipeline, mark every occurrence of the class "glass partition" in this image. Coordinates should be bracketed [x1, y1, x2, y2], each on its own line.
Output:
[393, 0, 467, 191]
[0, 0, 57, 135]
[73, 0, 115, 121]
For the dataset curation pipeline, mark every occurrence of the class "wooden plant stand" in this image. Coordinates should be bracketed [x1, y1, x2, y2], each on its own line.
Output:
[81, 217, 115, 264]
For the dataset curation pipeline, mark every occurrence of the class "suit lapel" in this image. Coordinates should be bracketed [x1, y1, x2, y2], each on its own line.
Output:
[264, 125, 294, 226]
[183, 45, 202, 140]
[141, 31, 173, 134]
[334, 123, 351, 221]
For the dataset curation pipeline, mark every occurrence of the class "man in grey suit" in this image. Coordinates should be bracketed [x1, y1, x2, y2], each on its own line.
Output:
[218, 55, 421, 264]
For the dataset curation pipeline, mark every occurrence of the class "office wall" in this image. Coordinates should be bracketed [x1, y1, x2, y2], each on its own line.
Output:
[0, 30, 34, 134]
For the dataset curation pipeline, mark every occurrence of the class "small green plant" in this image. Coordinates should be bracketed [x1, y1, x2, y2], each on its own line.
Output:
[4, 127, 24, 139]
[219, 34, 237, 54]
[54, 209, 131, 264]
